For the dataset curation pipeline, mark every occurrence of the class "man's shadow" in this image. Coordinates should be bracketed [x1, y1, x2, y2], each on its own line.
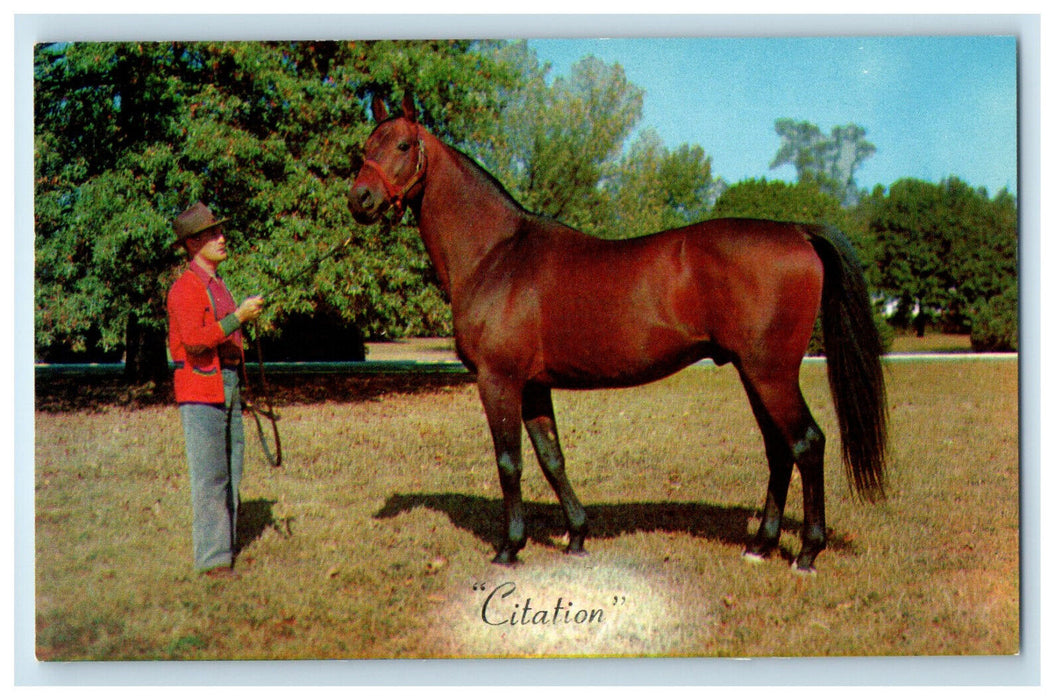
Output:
[373, 492, 856, 562]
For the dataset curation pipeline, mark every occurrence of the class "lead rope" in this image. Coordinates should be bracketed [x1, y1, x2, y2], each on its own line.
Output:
[241, 233, 356, 467]
[242, 324, 282, 467]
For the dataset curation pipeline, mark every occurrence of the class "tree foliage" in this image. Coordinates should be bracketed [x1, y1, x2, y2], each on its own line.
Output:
[707, 176, 880, 256]
[471, 47, 645, 232]
[969, 280, 1018, 352]
[710, 178, 849, 226]
[471, 45, 721, 240]
[860, 177, 1018, 334]
[771, 118, 876, 206]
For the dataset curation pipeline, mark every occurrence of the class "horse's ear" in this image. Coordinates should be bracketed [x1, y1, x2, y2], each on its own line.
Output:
[401, 92, 418, 122]
[371, 96, 389, 123]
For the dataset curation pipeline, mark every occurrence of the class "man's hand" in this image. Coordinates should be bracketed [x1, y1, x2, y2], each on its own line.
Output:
[235, 295, 264, 324]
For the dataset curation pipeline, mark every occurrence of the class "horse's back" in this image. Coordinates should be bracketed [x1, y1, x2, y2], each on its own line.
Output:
[524, 216, 820, 268]
[527, 217, 824, 324]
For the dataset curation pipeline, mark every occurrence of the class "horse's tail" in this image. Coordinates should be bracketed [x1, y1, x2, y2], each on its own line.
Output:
[808, 225, 888, 502]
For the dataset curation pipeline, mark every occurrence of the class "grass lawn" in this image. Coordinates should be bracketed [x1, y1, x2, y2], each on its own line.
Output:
[33, 357, 1019, 660]
[889, 332, 974, 354]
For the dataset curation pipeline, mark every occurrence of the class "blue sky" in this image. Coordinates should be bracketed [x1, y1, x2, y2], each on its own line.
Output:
[527, 36, 1018, 196]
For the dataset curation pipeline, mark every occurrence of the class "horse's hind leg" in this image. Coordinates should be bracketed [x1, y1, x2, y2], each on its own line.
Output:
[522, 383, 589, 555]
[477, 372, 527, 565]
[740, 367, 827, 573]
[740, 373, 795, 562]
[792, 419, 827, 572]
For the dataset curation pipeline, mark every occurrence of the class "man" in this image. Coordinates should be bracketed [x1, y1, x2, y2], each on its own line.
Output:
[167, 201, 264, 579]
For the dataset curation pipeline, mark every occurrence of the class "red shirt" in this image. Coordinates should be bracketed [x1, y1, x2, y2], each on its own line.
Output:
[167, 262, 245, 404]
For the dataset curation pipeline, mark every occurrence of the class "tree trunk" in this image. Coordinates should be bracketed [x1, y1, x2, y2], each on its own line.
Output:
[123, 316, 170, 384]
[914, 310, 927, 338]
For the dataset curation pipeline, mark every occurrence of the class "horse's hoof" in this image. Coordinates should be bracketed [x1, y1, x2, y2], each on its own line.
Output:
[790, 560, 818, 576]
[565, 545, 589, 557]
[491, 551, 519, 566]
[742, 550, 768, 565]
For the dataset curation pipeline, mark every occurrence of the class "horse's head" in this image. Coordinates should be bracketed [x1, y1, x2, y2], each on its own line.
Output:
[348, 93, 427, 224]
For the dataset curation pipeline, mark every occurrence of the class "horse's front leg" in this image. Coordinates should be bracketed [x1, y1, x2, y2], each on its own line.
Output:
[477, 372, 527, 565]
[522, 383, 588, 555]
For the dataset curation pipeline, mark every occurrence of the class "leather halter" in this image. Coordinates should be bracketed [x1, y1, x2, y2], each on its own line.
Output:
[360, 126, 427, 217]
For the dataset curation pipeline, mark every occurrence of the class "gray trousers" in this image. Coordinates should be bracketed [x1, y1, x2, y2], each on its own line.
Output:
[179, 369, 244, 571]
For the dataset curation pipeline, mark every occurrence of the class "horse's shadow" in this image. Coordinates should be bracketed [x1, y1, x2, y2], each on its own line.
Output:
[235, 498, 294, 554]
[373, 493, 856, 561]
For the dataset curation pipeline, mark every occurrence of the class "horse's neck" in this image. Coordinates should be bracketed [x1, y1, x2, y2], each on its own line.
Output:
[413, 136, 524, 300]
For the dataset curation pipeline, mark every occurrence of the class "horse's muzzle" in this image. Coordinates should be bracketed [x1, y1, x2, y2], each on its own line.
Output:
[347, 182, 383, 224]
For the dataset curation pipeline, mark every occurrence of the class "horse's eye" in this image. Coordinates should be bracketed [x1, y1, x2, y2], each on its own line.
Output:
[397, 141, 411, 152]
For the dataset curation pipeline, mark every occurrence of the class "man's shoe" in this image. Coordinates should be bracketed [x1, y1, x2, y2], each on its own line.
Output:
[203, 565, 239, 580]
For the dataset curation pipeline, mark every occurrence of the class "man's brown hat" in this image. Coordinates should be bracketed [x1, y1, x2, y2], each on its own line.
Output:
[172, 201, 230, 250]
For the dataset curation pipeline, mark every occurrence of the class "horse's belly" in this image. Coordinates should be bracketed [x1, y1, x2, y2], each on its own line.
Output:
[536, 323, 715, 389]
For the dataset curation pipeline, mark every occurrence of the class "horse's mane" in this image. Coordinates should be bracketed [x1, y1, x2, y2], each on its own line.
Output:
[444, 141, 535, 216]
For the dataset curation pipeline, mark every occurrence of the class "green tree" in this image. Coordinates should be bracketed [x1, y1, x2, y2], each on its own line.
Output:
[35, 42, 201, 379]
[710, 178, 852, 230]
[35, 40, 523, 380]
[771, 118, 876, 206]
[471, 44, 722, 241]
[969, 280, 1018, 351]
[862, 177, 1017, 335]
[472, 48, 644, 232]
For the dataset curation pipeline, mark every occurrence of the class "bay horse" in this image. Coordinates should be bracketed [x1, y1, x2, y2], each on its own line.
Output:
[348, 94, 887, 573]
